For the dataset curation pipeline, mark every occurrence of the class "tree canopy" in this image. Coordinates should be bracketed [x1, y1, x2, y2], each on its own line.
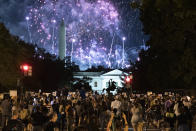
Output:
[0, 23, 35, 91]
[131, 0, 196, 91]
[0, 23, 72, 92]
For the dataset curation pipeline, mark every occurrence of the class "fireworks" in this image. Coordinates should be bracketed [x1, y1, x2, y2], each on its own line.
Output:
[0, 0, 147, 70]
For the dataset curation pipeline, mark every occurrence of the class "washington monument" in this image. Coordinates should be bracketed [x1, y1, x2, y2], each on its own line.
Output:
[59, 20, 66, 60]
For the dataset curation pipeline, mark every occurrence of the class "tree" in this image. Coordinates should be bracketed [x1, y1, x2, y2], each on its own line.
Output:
[23, 48, 74, 92]
[72, 77, 92, 92]
[0, 23, 73, 92]
[131, 0, 196, 90]
[106, 79, 117, 94]
[0, 23, 35, 90]
[86, 65, 111, 72]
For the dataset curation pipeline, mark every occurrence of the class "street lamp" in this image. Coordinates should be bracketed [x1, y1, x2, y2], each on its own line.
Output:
[72, 38, 76, 43]
[25, 16, 32, 43]
[122, 37, 126, 68]
[25, 16, 30, 21]
[51, 19, 56, 53]
[71, 38, 76, 63]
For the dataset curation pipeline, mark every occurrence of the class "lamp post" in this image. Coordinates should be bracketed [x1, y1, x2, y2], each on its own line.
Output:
[51, 19, 56, 53]
[122, 37, 126, 69]
[125, 74, 133, 98]
[71, 38, 76, 63]
[20, 64, 32, 101]
[25, 16, 32, 43]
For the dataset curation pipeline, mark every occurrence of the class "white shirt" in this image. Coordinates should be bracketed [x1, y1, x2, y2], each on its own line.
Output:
[174, 103, 181, 116]
[131, 106, 142, 123]
[111, 100, 121, 110]
[183, 101, 192, 109]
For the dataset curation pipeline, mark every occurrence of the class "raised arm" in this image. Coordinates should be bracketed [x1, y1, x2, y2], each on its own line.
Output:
[122, 113, 128, 131]
[107, 113, 114, 131]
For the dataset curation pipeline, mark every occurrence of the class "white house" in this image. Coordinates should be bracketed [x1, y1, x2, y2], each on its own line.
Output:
[73, 69, 129, 93]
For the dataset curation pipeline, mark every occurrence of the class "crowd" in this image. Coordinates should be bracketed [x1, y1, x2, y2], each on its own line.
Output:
[0, 90, 195, 131]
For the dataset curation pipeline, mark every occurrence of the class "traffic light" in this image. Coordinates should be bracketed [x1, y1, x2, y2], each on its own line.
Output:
[125, 75, 133, 83]
[20, 64, 32, 76]
[125, 74, 133, 97]
[22, 65, 29, 71]
[125, 77, 131, 83]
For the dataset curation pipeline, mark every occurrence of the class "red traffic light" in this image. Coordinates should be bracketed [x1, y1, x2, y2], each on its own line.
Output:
[20, 64, 32, 76]
[22, 65, 29, 71]
[126, 77, 131, 82]
[125, 75, 133, 83]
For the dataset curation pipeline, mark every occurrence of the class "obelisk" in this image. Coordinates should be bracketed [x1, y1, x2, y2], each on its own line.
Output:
[59, 20, 66, 60]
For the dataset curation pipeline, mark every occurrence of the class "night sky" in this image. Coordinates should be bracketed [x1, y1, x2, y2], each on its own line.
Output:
[0, 0, 147, 70]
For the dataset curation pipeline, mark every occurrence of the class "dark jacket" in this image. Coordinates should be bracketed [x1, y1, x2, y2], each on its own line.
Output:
[1, 99, 11, 116]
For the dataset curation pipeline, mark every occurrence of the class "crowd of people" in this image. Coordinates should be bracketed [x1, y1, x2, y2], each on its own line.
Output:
[0, 90, 195, 131]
